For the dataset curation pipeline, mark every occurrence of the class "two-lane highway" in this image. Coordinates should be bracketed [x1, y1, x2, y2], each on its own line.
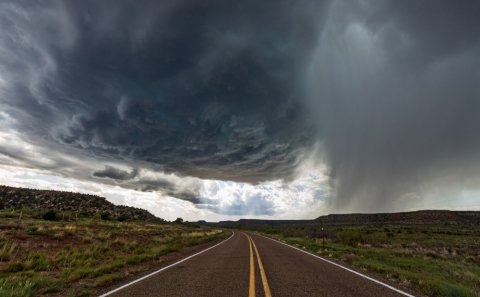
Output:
[100, 232, 414, 297]
[245, 233, 272, 297]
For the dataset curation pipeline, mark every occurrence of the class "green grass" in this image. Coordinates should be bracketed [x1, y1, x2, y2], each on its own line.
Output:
[0, 209, 228, 296]
[258, 224, 480, 297]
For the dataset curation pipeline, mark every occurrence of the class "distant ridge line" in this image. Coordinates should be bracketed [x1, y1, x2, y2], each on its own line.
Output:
[199, 210, 480, 228]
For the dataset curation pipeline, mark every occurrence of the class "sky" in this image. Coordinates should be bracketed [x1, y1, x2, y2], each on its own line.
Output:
[1, 0, 480, 221]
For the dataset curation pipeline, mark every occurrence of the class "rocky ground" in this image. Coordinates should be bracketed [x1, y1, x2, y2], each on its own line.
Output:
[0, 185, 158, 221]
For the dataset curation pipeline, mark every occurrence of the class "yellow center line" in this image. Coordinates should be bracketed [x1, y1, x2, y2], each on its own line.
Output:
[247, 234, 255, 297]
[249, 235, 272, 297]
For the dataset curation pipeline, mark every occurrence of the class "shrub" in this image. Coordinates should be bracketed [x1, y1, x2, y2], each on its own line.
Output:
[0, 278, 35, 297]
[6, 262, 26, 272]
[43, 210, 57, 221]
[100, 212, 110, 220]
[27, 226, 39, 234]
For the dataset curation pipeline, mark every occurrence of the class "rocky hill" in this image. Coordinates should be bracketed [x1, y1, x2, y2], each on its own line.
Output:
[0, 185, 159, 221]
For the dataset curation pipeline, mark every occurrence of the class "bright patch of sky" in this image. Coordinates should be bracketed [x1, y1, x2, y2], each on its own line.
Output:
[0, 164, 331, 221]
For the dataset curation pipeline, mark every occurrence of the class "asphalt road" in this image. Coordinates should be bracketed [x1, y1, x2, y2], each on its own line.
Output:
[100, 232, 414, 297]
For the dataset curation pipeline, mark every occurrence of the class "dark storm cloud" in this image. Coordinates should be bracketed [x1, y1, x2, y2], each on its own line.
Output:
[130, 177, 202, 203]
[0, 0, 324, 184]
[93, 165, 138, 180]
[1, 0, 480, 213]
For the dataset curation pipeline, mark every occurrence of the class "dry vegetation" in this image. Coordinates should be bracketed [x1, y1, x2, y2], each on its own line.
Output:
[0, 209, 227, 297]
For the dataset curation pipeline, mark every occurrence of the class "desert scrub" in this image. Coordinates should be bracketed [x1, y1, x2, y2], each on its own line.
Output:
[259, 224, 480, 297]
[0, 209, 228, 296]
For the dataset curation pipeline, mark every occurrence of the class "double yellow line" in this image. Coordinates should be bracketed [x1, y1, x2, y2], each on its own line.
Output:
[245, 233, 272, 297]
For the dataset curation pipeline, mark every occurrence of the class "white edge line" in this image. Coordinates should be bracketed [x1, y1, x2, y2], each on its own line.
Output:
[98, 231, 235, 297]
[256, 233, 415, 297]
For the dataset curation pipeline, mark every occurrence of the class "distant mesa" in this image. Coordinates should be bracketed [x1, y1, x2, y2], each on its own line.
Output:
[313, 211, 480, 225]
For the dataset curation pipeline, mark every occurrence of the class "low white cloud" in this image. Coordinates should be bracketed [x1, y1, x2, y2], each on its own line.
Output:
[197, 165, 330, 219]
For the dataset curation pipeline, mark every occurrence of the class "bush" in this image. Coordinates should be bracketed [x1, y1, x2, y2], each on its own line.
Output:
[100, 212, 110, 220]
[43, 210, 57, 221]
[6, 262, 26, 272]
